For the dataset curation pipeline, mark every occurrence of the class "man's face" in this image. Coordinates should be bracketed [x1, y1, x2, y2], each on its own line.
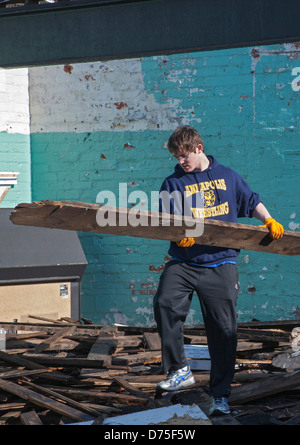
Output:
[173, 145, 203, 172]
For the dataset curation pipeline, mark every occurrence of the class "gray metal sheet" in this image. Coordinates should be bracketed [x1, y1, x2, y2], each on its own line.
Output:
[0, 209, 87, 283]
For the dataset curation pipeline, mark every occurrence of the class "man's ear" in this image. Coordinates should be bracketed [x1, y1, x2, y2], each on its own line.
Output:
[196, 144, 203, 154]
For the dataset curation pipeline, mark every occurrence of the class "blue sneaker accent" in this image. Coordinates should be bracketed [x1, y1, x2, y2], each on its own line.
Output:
[209, 397, 230, 416]
[157, 366, 195, 391]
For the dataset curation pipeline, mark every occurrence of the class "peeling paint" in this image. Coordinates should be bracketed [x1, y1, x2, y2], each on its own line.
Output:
[124, 143, 135, 150]
[244, 255, 250, 264]
[114, 102, 128, 110]
[289, 221, 300, 231]
[149, 264, 165, 272]
[249, 43, 300, 124]
[248, 285, 256, 294]
[64, 65, 73, 74]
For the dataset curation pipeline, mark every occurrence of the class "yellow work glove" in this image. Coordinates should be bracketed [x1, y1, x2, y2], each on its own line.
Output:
[176, 237, 195, 247]
[261, 218, 284, 239]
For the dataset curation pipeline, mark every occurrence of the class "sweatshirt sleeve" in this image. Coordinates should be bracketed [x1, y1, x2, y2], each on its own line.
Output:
[236, 174, 262, 218]
[159, 179, 184, 215]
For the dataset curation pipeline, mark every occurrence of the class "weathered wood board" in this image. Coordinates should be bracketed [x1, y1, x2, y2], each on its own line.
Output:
[10, 200, 300, 256]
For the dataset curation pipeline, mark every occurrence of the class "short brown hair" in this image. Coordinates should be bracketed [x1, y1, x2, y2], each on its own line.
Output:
[167, 126, 204, 154]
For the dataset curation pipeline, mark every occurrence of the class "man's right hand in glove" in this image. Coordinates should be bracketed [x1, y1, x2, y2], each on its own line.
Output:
[176, 238, 195, 247]
[260, 218, 284, 239]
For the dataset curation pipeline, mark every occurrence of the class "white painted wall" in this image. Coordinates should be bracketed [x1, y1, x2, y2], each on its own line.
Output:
[28, 59, 201, 133]
[0, 68, 30, 134]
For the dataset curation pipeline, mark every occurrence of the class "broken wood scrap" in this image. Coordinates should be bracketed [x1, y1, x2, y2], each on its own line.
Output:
[233, 409, 284, 425]
[0, 319, 300, 425]
[123, 372, 210, 386]
[238, 319, 300, 330]
[235, 358, 272, 369]
[28, 314, 67, 324]
[0, 368, 51, 380]
[184, 334, 207, 344]
[237, 327, 291, 343]
[32, 326, 77, 354]
[236, 341, 279, 353]
[23, 379, 103, 418]
[112, 376, 162, 409]
[0, 350, 73, 384]
[229, 371, 300, 405]
[233, 371, 274, 383]
[0, 402, 27, 411]
[21, 354, 112, 368]
[4, 335, 85, 354]
[43, 387, 150, 407]
[0, 378, 95, 422]
[20, 410, 43, 425]
[0, 409, 24, 425]
[143, 332, 161, 350]
[232, 398, 300, 425]
[112, 350, 162, 366]
[79, 326, 120, 378]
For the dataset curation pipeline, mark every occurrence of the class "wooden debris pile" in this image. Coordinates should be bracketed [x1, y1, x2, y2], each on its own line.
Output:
[0, 317, 299, 425]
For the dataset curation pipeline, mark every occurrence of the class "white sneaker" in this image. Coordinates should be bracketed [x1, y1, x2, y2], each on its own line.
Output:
[209, 397, 230, 416]
[156, 366, 195, 391]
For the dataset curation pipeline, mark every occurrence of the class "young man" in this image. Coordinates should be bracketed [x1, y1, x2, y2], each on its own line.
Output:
[154, 125, 283, 416]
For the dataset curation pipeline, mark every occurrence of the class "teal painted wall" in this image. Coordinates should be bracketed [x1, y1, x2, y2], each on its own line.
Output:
[0, 132, 31, 207]
[30, 43, 300, 325]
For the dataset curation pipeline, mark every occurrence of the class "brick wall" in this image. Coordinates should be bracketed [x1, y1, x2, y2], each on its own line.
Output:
[27, 43, 300, 324]
[0, 68, 31, 207]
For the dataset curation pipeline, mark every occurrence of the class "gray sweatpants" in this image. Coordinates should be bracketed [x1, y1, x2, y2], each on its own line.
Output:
[153, 260, 240, 398]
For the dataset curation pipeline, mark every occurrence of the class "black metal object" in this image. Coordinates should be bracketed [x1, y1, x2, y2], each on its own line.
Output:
[0, 209, 87, 318]
[0, 0, 299, 68]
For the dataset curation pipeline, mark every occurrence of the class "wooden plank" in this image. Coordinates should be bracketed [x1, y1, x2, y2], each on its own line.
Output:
[0, 369, 51, 379]
[143, 332, 161, 350]
[0, 350, 73, 384]
[237, 328, 291, 343]
[236, 341, 276, 352]
[24, 380, 103, 419]
[0, 402, 27, 411]
[21, 354, 111, 368]
[28, 314, 66, 324]
[0, 410, 23, 424]
[123, 373, 210, 385]
[32, 326, 76, 353]
[20, 410, 43, 425]
[113, 376, 159, 408]
[237, 319, 300, 329]
[229, 370, 300, 405]
[10, 200, 300, 256]
[112, 351, 162, 366]
[45, 387, 150, 406]
[79, 326, 117, 378]
[85, 327, 117, 359]
[0, 379, 95, 422]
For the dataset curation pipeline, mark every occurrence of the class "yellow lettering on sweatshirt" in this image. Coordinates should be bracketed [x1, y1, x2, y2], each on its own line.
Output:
[192, 201, 229, 219]
[185, 178, 227, 197]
